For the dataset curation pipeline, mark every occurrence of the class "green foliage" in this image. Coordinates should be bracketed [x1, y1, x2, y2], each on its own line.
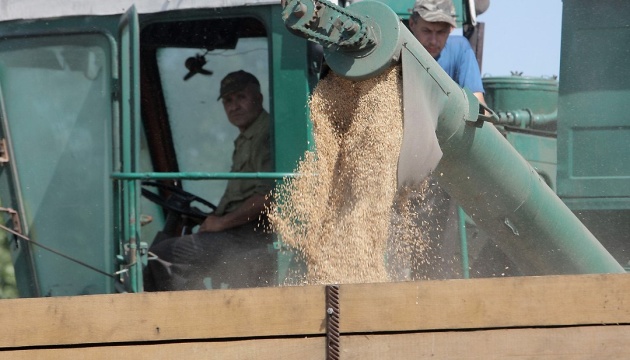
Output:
[0, 235, 17, 299]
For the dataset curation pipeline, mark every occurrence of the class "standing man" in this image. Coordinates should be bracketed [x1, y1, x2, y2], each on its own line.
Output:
[406, 0, 488, 280]
[145, 70, 275, 291]
[409, 0, 486, 105]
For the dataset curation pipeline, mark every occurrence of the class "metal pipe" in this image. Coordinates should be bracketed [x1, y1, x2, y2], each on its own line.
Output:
[399, 32, 622, 273]
[119, 5, 142, 291]
[282, 0, 625, 275]
[111, 172, 297, 180]
[493, 109, 557, 128]
[457, 207, 470, 278]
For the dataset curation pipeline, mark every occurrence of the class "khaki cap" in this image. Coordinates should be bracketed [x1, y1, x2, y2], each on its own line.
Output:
[218, 70, 260, 100]
[412, 0, 457, 28]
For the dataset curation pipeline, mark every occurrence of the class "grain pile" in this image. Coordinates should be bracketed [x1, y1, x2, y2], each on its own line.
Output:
[269, 65, 430, 285]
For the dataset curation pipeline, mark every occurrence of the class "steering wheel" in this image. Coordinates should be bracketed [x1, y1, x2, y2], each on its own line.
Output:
[141, 181, 217, 220]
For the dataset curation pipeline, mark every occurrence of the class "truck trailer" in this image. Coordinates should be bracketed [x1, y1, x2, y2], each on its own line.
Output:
[0, 0, 629, 358]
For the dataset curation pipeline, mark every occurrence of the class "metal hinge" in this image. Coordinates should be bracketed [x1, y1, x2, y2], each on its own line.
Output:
[0, 138, 10, 163]
[0, 207, 22, 236]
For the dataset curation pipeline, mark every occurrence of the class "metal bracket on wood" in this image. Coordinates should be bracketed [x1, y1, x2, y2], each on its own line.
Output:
[326, 284, 340, 360]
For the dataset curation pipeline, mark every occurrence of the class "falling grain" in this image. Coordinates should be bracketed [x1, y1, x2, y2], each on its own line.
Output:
[269, 65, 429, 285]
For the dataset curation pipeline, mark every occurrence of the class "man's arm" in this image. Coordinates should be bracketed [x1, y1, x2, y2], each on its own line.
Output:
[198, 193, 270, 233]
[450, 37, 486, 109]
[475, 92, 490, 116]
[474, 92, 487, 107]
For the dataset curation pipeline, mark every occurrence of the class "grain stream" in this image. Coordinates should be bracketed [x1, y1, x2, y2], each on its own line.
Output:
[269, 65, 430, 285]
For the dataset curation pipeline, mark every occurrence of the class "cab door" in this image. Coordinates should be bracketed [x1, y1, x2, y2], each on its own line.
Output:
[0, 23, 118, 296]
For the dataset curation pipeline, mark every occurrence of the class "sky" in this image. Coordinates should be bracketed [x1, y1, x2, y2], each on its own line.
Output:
[473, 0, 563, 78]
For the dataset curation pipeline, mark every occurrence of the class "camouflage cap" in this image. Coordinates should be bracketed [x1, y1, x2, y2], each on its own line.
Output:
[412, 0, 457, 28]
[217, 70, 260, 101]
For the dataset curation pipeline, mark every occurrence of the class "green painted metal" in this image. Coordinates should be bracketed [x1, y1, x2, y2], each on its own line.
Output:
[492, 109, 557, 128]
[557, 0, 630, 209]
[0, 0, 627, 297]
[282, 0, 403, 81]
[0, 32, 117, 297]
[269, 5, 314, 171]
[118, 5, 143, 292]
[249, 4, 315, 286]
[323, 3, 402, 80]
[0, 79, 40, 297]
[457, 207, 469, 278]
[112, 172, 297, 180]
[505, 131, 557, 191]
[553, 0, 630, 271]
[369, 0, 415, 18]
[435, 105, 624, 274]
[283, 0, 624, 275]
[283, 0, 470, 80]
[483, 76, 558, 128]
[0, 3, 314, 296]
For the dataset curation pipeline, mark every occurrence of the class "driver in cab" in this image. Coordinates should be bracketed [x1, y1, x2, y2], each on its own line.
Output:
[144, 70, 275, 291]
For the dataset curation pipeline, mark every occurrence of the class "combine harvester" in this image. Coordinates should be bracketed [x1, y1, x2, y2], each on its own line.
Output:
[0, 0, 629, 358]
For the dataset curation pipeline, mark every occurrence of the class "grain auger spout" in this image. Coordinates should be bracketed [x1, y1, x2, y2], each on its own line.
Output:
[281, 0, 625, 275]
[281, 0, 377, 53]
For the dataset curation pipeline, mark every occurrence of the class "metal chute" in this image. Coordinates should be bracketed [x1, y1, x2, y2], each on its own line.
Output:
[280, 0, 625, 275]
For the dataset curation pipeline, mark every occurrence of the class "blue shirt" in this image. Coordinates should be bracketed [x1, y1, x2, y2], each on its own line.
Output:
[436, 35, 484, 94]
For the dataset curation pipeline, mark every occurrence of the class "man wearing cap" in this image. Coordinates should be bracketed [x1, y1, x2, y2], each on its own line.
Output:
[407, 0, 487, 280]
[145, 70, 275, 291]
[200, 70, 273, 233]
[409, 0, 486, 104]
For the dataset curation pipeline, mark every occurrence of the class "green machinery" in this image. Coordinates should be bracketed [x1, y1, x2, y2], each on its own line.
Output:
[0, 0, 627, 298]
[280, 0, 624, 276]
[479, 0, 630, 272]
[0, 1, 316, 296]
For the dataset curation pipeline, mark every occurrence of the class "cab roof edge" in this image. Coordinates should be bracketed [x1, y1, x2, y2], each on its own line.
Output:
[0, 0, 279, 22]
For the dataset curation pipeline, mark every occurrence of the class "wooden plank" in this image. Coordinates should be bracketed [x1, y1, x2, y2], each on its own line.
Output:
[341, 325, 630, 359]
[0, 336, 325, 360]
[3, 325, 628, 359]
[2, 274, 630, 350]
[0, 285, 326, 349]
[340, 274, 630, 332]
